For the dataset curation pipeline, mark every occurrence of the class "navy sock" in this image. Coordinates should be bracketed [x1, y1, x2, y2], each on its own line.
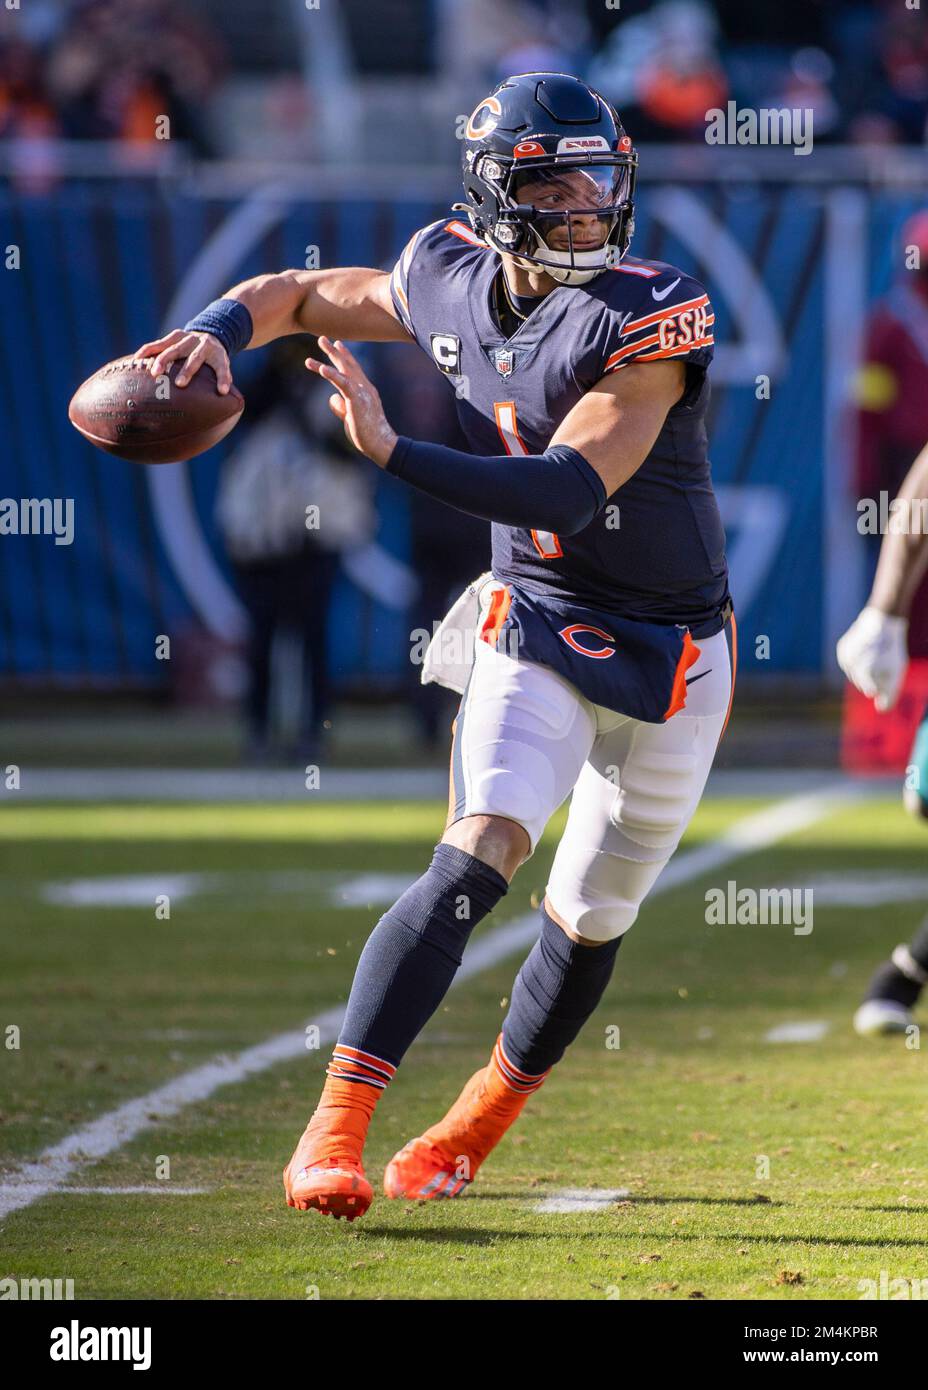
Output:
[502, 906, 622, 1075]
[908, 918, 928, 975]
[864, 957, 921, 1009]
[865, 919, 928, 1008]
[337, 843, 508, 1068]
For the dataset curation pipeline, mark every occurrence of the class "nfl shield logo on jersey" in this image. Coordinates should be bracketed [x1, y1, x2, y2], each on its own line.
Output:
[494, 348, 515, 377]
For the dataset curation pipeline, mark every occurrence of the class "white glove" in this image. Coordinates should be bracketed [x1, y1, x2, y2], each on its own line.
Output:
[836, 605, 909, 711]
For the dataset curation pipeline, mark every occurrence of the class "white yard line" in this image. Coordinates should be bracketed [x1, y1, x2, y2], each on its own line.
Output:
[0, 787, 850, 1221]
[0, 1185, 208, 1199]
[792, 872, 928, 908]
[0, 1003, 344, 1222]
[38, 870, 417, 911]
[0, 767, 897, 804]
[764, 1021, 831, 1044]
[534, 1188, 631, 1213]
[651, 787, 865, 895]
[0, 768, 450, 803]
[41, 873, 209, 908]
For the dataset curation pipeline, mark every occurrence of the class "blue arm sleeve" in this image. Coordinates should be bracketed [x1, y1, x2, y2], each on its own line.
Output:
[385, 436, 607, 535]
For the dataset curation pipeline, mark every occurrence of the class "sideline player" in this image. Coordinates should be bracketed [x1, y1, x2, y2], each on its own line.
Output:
[137, 73, 735, 1219]
[838, 440, 928, 1036]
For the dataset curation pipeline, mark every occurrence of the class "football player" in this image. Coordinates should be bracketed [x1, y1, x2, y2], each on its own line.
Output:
[137, 73, 734, 1220]
[838, 439, 928, 1036]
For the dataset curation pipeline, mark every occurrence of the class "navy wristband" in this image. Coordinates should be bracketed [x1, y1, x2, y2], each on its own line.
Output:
[184, 298, 253, 355]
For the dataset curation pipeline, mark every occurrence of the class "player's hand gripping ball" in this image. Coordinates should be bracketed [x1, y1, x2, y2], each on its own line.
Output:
[68, 330, 243, 465]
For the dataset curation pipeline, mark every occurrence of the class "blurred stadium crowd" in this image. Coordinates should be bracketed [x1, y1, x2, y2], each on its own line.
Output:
[1, 0, 927, 165]
[0, 0, 222, 154]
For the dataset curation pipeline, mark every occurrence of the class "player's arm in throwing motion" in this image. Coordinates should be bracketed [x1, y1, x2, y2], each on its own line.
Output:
[135, 267, 412, 393]
[306, 334, 685, 527]
[837, 439, 928, 710]
[138, 272, 683, 527]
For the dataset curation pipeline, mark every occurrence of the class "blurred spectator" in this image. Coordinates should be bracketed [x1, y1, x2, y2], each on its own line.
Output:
[852, 5, 928, 146]
[778, 48, 839, 141]
[47, 0, 223, 152]
[0, 0, 223, 162]
[588, 0, 728, 142]
[0, 26, 63, 193]
[2, 0, 928, 173]
[0, 32, 60, 139]
[586, 0, 927, 147]
[490, 0, 586, 89]
[217, 338, 375, 764]
[851, 212, 928, 659]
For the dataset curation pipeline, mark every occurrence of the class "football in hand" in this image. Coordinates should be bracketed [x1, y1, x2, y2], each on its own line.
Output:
[68, 356, 244, 464]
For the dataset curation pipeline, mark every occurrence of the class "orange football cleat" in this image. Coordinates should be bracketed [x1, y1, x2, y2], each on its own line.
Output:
[384, 1039, 548, 1200]
[283, 1102, 374, 1221]
[383, 1135, 471, 1200]
[284, 1159, 373, 1221]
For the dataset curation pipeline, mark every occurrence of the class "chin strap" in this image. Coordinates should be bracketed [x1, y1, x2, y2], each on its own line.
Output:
[454, 201, 614, 285]
[520, 229, 604, 285]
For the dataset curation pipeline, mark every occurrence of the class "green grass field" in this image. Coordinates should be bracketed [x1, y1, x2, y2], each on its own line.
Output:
[1, 788, 926, 1301]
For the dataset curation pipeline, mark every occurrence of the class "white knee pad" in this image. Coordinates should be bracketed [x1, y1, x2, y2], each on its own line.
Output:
[545, 732, 705, 942]
[544, 631, 731, 942]
[547, 848, 669, 943]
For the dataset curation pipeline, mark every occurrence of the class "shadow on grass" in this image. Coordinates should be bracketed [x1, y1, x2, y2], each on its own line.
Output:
[458, 1191, 788, 1207]
[360, 1223, 928, 1251]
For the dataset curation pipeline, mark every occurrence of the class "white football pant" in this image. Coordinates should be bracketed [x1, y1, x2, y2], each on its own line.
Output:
[448, 627, 735, 942]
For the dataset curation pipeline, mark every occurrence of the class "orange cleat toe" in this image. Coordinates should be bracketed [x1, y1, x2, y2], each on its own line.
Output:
[383, 1136, 470, 1200]
[384, 1049, 538, 1200]
[285, 1160, 373, 1220]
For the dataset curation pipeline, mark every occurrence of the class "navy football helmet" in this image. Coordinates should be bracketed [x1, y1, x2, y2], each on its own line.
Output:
[458, 72, 638, 286]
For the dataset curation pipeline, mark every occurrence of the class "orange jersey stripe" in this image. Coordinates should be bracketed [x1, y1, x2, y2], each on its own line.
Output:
[479, 586, 512, 648]
[603, 313, 716, 370]
[605, 331, 661, 368]
[392, 276, 409, 312]
[606, 336, 715, 373]
[610, 262, 660, 278]
[631, 335, 715, 364]
[445, 219, 487, 247]
[333, 1045, 396, 1076]
[663, 631, 702, 721]
[623, 293, 710, 336]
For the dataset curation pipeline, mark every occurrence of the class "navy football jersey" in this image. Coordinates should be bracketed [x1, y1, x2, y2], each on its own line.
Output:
[390, 218, 730, 636]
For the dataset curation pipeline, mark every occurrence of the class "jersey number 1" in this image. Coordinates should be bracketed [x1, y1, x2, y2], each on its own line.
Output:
[492, 402, 563, 559]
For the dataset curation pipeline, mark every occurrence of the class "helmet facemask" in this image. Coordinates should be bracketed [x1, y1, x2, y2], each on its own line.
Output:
[478, 156, 637, 286]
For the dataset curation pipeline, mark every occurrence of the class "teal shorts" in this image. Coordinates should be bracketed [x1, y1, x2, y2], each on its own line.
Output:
[908, 701, 928, 813]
